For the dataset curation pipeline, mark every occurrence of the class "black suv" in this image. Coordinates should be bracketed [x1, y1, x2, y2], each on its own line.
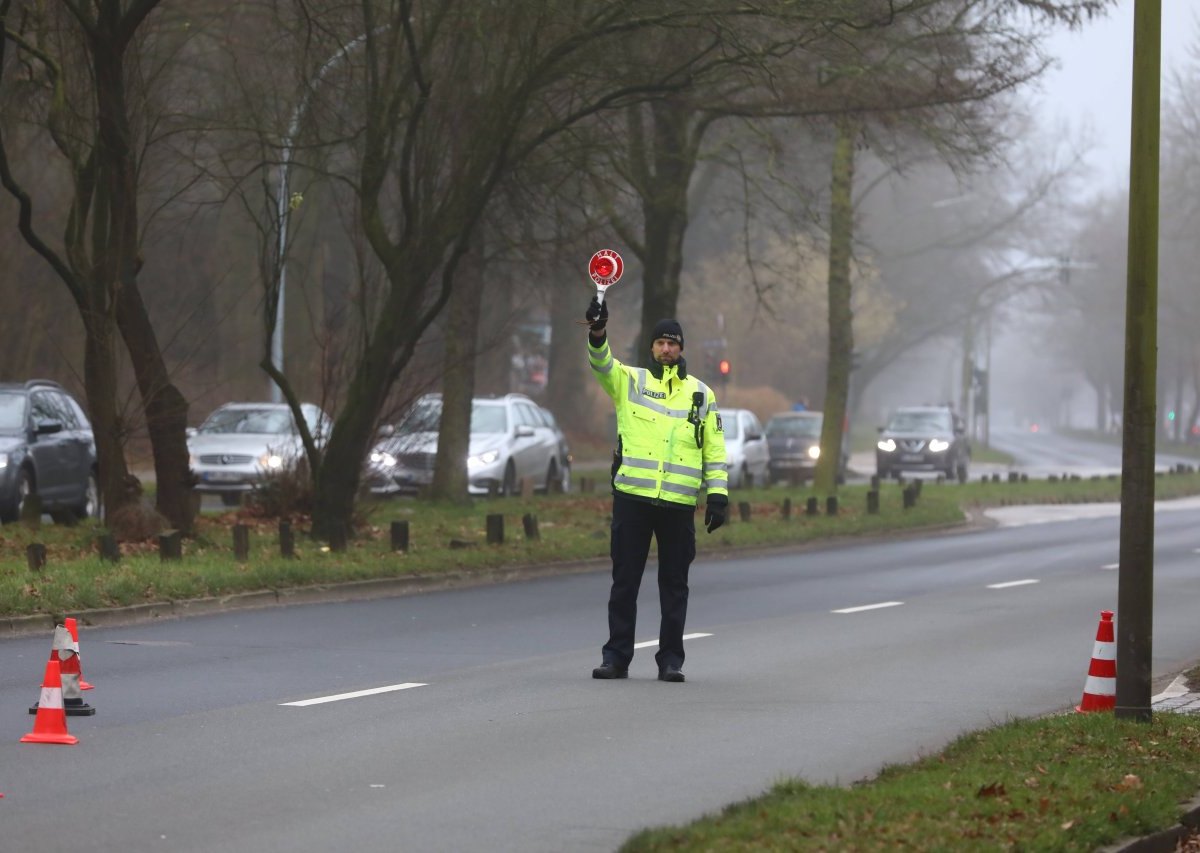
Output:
[876, 405, 969, 483]
[0, 380, 98, 523]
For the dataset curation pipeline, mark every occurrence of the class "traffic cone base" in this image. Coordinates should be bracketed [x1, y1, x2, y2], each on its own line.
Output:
[21, 661, 78, 745]
[1076, 610, 1117, 713]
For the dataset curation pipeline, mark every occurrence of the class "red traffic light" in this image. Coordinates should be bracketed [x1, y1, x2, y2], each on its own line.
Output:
[718, 359, 731, 376]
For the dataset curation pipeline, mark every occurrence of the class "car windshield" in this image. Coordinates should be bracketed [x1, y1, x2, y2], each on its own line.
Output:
[470, 403, 508, 434]
[766, 416, 821, 438]
[888, 411, 952, 432]
[395, 398, 443, 435]
[0, 392, 25, 432]
[722, 415, 741, 440]
[200, 407, 296, 435]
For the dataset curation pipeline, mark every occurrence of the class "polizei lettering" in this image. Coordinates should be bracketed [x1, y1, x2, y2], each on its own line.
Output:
[641, 388, 666, 399]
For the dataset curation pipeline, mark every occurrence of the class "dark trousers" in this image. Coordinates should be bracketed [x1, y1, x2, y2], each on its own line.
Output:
[602, 493, 697, 670]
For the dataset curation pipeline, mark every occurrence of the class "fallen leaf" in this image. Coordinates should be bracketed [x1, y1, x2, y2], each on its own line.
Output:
[1117, 774, 1142, 791]
[1061, 821, 1075, 830]
[977, 782, 1007, 798]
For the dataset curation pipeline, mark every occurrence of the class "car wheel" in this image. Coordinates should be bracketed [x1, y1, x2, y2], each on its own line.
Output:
[6, 468, 36, 523]
[501, 461, 517, 497]
[560, 462, 571, 494]
[545, 460, 558, 493]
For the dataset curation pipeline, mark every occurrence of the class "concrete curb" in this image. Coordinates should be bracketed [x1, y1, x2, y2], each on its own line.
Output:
[1100, 795, 1200, 853]
[0, 557, 612, 636]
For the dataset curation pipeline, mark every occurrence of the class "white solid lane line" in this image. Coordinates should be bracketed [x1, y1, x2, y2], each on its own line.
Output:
[281, 683, 428, 707]
[634, 632, 713, 650]
[832, 602, 903, 614]
[987, 579, 1040, 589]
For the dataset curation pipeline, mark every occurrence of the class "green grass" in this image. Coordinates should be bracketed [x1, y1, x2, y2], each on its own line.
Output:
[621, 713, 1200, 852]
[3, 469, 1200, 619]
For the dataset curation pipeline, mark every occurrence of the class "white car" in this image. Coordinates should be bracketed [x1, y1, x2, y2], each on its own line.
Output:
[188, 402, 331, 506]
[720, 408, 770, 489]
[367, 393, 565, 496]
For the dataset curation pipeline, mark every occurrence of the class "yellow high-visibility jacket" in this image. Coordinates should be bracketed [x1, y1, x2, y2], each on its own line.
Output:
[588, 336, 728, 508]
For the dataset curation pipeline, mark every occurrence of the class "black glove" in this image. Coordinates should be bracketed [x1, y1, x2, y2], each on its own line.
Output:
[585, 296, 608, 332]
[704, 495, 727, 533]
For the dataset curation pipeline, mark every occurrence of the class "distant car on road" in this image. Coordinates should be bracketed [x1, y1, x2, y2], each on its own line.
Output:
[875, 405, 970, 482]
[367, 393, 566, 497]
[188, 402, 331, 506]
[0, 380, 97, 523]
[764, 411, 847, 484]
[720, 408, 769, 489]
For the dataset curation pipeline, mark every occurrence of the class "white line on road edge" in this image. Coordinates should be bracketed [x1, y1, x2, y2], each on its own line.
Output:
[281, 683, 428, 707]
[1101, 563, 1119, 571]
[832, 602, 903, 614]
[634, 632, 713, 650]
[987, 579, 1040, 589]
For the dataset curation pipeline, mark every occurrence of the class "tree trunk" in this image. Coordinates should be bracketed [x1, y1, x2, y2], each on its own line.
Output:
[635, 100, 700, 359]
[114, 284, 196, 533]
[430, 241, 485, 502]
[815, 120, 856, 496]
[81, 317, 133, 520]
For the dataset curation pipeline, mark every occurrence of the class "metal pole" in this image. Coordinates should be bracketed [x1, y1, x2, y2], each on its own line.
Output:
[1116, 0, 1161, 723]
[269, 32, 377, 402]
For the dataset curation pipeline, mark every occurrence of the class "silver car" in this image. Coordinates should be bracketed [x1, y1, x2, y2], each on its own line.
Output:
[719, 408, 769, 489]
[367, 393, 565, 496]
[188, 402, 331, 506]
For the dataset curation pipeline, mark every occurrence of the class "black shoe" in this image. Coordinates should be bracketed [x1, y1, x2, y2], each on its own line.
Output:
[658, 665, 685, 683]
[592, 663, 629, 679]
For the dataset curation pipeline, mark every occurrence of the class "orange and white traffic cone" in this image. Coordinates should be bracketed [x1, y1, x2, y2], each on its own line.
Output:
[64, 618, 94, 690]
[29, 625, 94, 717]
[21, 659, 79, 745]
[1076, 609, 1116, 713]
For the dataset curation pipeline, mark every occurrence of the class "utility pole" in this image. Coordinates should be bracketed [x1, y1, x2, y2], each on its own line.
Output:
[1116, 0, 1161, 723]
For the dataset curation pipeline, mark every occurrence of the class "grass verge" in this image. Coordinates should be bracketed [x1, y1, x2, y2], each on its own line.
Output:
[1, 471, 1199, 619]
[622, 712, 1200, 852]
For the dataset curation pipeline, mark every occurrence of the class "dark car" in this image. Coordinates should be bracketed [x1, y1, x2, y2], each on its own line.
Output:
[876, 405, 970, 482]
[0, 380, 98, 523]
[764, 411, 848, 484]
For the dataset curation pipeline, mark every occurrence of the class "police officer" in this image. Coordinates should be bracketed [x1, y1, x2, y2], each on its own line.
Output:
[585, 295, 728, 683]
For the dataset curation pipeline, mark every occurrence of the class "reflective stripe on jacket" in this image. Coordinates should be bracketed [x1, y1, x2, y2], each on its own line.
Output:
[589, 336, 728, 508]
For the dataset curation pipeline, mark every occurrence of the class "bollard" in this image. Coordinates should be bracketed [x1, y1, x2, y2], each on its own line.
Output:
[158, 530, 182, 561]
[902, 486, 916, 509]
[522, 513, 540, 541]
[280, 521, 296, 558]
[866, 491, 879, 514]
[486, 513, 504, 545]
[390, 520, 409, 553]
[825, 496, 838, 516]
[1008, 471, 1019, 483]
[97, 533, 120, 563]
[233, 524, 250, 562]
[805, 496, 819, 516]
[738, 501, 751, 523]
[781, 497, 791, 520]
[26, 543, 47, 571]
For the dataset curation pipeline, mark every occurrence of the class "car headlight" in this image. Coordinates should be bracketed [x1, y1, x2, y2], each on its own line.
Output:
[468, 449, 499, 468]
[370, 451, 397, 468]
[877, 439, 896, 453]
[807, 445, 820, 460]
[0, 452, 8, 470]
[929, 439, 950, 453]
[259, 453, 285, 469]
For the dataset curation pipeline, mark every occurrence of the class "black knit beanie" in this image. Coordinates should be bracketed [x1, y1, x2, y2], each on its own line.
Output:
[650, 318, 684, 349]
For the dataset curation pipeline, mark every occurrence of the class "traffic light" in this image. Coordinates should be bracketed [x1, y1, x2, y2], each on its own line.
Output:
[717, 358, 731, 384]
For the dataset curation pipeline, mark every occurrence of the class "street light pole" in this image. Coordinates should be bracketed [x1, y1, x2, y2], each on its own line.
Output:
[269, 32, 375, 402]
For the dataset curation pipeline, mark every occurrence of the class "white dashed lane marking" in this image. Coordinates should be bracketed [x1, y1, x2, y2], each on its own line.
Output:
[987, 579, 1040, 589]
[832, 601, 903, 614]
[634, 632, 713, 650]
[281, 683, 428, 707]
